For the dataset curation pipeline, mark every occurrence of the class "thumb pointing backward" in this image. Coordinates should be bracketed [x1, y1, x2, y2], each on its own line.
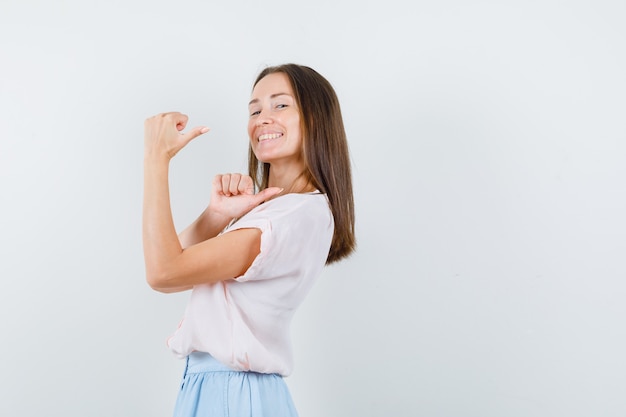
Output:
[180, 126, 210, 147]
[255, 187, 284, 205]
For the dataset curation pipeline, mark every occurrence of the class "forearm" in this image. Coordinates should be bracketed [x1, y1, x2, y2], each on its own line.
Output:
[178, 207, 233, 249]
[142, 155, 183, 284]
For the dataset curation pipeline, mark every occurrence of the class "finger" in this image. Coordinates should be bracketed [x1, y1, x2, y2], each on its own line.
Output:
[180, 125, 209, 140]
[228, 173, 242, 196]
[151, 112, 185, 129]
[178, 126, 209, 149]
[221, 174, 231, 196]
[167, 112, 188, 131]
[239, 175, 255, 195]
[212, 174, 224, 194]
[253, 187, 283, 205]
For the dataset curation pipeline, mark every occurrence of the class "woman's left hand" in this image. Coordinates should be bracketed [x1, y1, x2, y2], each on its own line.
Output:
[208, 173, 283, 221]
[144, 112, 209, 160]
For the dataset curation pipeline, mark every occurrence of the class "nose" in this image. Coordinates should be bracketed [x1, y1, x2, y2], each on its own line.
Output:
[255, 108, 273, 126]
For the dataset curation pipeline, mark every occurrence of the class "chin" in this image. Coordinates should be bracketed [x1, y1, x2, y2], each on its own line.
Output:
[252, 150, 277, 164]
[252, 153, 270, 163]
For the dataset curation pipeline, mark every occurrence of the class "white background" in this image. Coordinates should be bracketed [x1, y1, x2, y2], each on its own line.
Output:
[1, 1, 625, 416]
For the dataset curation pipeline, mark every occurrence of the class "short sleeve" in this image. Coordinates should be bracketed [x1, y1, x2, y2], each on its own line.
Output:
[226, 216, 273, 283]
[222, 193, 333, 283]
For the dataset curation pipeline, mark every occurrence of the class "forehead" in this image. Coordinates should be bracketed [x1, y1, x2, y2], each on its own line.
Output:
[250, 72, 294, 99]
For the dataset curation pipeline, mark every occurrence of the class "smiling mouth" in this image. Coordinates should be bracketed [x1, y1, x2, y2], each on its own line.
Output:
[258, 133, 283, 142]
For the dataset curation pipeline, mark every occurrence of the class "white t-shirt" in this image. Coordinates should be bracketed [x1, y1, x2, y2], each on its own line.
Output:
[166, 192, 334, 376]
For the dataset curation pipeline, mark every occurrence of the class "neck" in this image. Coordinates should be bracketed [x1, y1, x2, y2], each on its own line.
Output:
[267, 163, 315, 194]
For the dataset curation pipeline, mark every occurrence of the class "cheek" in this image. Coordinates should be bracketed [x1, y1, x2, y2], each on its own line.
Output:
[289, 115, 301, 137]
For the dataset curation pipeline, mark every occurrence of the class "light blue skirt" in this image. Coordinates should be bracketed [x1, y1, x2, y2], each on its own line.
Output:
[172, 352, 299, 417]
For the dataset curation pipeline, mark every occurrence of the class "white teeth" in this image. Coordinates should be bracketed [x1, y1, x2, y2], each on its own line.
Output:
[258, 133, 282, 141]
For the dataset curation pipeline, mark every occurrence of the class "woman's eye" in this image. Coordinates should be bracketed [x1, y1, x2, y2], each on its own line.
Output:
[276, 104, 287, 109]
[250, 110, 260, 116]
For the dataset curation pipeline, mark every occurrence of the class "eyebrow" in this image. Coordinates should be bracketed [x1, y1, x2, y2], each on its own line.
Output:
[248, 93, 292, 106]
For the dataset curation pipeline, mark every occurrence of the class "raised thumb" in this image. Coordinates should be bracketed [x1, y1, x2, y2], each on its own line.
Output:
[255, 187, 284, 204]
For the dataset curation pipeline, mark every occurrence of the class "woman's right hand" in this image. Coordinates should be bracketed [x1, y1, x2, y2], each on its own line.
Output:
[209, 173, 282, 221]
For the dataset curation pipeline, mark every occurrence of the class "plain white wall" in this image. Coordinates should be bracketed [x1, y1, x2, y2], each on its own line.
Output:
[1, 0, 625, 416]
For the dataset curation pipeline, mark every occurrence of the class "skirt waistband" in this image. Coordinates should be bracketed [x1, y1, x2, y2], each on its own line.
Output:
[185, 351, 236, 374]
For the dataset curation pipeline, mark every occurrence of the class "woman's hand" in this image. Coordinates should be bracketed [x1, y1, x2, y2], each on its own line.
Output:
[144, 112, 209, 160]
[209, 173, 283, 221]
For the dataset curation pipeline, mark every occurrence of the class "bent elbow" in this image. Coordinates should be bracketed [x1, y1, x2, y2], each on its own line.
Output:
[145, 271, 193, 294]
[145, 273, 161, 291]
[145, 268, 175, 291]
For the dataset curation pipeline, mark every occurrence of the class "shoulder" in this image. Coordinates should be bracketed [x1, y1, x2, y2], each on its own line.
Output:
[271, 191, 331, 211]
[224, 192, 333, 240]
[248, 191, 332, 225]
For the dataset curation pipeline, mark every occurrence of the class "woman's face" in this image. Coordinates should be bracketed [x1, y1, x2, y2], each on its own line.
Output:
[248, 72, 303, 167]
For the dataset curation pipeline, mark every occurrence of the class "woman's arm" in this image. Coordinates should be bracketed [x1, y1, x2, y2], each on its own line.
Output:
[142, 112, 280, 293]
[178, 208, 230, 249]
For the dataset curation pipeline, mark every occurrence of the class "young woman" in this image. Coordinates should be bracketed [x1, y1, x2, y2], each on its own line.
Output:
[143, 64, 355, 416]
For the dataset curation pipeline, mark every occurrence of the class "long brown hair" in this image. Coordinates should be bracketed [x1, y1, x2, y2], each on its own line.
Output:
[248, 64, 355, 264]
